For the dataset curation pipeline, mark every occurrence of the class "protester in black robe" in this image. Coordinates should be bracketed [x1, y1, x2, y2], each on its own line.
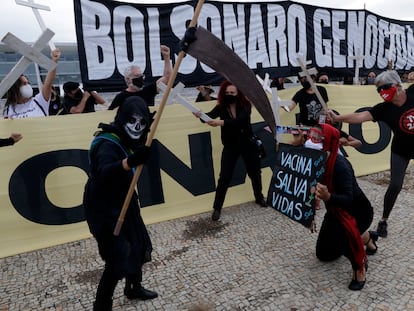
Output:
[83, 96, 157, 311]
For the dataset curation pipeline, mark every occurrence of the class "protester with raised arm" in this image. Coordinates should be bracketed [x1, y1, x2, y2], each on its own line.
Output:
[108, 45, 172, 110]
[3, 49, 61, 119]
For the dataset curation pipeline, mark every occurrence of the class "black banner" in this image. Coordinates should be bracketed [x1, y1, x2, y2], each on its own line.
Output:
[267, 143, 327, 228]
[73, 0, 414, 92]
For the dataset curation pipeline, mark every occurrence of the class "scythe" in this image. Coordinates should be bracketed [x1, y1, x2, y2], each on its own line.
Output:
[185, 26, 277, 137]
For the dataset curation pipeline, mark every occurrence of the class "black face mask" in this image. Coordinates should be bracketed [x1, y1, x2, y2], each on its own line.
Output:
[74, 89, 83, 100]
[222, 94, 237, 105]
[132, 76, 144, 89]
[301, 81, 311, 89]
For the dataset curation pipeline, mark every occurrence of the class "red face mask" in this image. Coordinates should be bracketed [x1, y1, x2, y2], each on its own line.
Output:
[379, 86, 397, 102]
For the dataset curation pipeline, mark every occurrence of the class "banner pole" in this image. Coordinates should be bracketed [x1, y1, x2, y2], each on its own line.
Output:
[113, 0, 205, 236]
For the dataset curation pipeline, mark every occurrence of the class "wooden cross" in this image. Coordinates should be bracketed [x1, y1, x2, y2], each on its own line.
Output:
[0, 29, 57, 99]
[348, 48, 366, 85]
[296, 55, 328, 113]
[15, 0, 55, 50]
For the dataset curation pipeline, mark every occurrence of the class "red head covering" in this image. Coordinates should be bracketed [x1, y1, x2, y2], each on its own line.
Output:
[319, 123, 366, 271]
[319, 123, 340, 190]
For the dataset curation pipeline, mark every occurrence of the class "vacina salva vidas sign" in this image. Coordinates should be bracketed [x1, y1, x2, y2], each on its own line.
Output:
[267, 143, 327, 228]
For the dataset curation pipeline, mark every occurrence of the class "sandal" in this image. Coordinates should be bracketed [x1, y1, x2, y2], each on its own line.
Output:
[365, 230, 378, 255]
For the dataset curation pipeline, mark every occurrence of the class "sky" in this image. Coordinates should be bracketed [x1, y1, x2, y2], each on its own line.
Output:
[1, 0, 413, 43]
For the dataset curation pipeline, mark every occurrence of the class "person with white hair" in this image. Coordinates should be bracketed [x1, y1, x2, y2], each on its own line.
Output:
[108, 45, 171, 110]
[328, 70, 414, 238]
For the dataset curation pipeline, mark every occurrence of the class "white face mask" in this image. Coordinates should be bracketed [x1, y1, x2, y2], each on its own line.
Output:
[19, 84, 33, 98]
[124, 113, 147, 140]
[304, 139, 323, 150]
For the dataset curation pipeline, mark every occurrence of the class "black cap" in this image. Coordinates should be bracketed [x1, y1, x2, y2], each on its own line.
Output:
[63, 81, 80, 94]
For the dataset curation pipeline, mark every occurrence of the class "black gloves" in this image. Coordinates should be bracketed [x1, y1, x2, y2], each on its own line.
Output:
[127, 145, 151, 168]
[180, 27, 197, 52]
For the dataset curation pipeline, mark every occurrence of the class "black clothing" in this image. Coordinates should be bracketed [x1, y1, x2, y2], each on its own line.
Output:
[195, 93, 216, 102]
[292, 86, 329, 126]
[270, 79, 284, 90]
[383, 152, 410, 219]
[108, 83, 158, 110]
[83, 136, 153, 275]
[369, 85, 414, 220]
[205, 103, 264, 211]
[206, 104, 254, 147]
[316, 155, 373, 270]
[369, 84, 414, 159]
[49, 96, 62, 115]
[63, 94, 96, 113]
[0, 137, 14, 147]
[83, 97, 154, 308]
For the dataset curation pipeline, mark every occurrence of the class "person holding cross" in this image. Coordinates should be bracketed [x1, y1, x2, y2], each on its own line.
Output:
[193, 80, 267, 221]
[83, 96, 157, 310]
[2, 48, 61, 119]
[328, 70, 414, 239]
[282, 72, 329, 126]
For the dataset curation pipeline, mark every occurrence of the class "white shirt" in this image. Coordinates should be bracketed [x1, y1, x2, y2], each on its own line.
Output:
[3, 92, 49, 119]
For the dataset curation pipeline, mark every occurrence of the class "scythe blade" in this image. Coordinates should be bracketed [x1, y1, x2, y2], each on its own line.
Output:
[186, 26, 277, 137]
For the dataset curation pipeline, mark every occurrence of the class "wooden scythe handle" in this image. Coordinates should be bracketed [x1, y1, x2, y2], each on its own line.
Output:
[113, 0, 205, 236]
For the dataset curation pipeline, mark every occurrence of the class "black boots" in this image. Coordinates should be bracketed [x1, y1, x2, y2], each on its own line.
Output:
[255, 197, 267, 207]
[124, 285, 158, 300]
[212, 209, 221, 221]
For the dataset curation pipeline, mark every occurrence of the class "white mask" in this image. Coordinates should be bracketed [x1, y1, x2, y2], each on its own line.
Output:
[304, 139, 323, 150]
[123, 113, 147, 140]
[19, 84, 33, 98]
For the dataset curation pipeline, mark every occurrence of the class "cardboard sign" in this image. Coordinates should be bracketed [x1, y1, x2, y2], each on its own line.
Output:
[267, 143, 327, 228]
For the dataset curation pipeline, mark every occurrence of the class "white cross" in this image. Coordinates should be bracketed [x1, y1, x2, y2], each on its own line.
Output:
[256, 73, 272, 94]
[296, 55, 328, 113]
[270, 88, 291, 142]
[157, 82, 185, 106]
[348, 48, 366, 85]
[159, 82, 212, 122]
[0, 29, 57, 99]
[15, 0, 55, 50]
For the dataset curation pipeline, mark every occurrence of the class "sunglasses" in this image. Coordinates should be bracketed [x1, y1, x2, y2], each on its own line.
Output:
[376, 83, 393, 93]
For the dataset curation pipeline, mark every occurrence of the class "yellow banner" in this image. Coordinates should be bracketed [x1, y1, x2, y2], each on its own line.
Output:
[0, 84, 391, 258]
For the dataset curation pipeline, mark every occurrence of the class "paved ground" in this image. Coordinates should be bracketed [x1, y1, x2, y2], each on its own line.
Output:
[1, 169, 414, 310]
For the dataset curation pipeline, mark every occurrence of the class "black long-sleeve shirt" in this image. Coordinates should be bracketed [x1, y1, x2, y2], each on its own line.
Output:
[205, 103, 253, 147]
[0, 137, 14, 147]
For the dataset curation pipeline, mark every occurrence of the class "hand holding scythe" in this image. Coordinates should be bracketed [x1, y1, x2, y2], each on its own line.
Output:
[113, 0, 206, 236]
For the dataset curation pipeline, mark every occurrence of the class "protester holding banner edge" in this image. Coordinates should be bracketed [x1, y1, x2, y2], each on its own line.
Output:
[328, 70, 414, 239]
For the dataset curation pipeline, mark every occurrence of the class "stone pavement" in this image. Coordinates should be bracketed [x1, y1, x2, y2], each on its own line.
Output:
[1, 176, 413, 311]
